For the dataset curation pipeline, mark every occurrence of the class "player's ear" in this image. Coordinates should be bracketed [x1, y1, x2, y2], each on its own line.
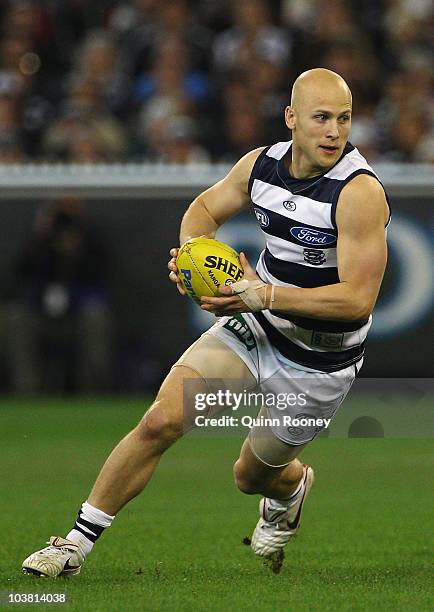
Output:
[285, 106, 296, 130]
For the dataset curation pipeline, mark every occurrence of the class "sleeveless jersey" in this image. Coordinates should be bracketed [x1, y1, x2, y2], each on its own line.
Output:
[248, 140, 389, 372]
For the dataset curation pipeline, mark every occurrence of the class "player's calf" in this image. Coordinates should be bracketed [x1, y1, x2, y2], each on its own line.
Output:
[233, 438, 304, 499]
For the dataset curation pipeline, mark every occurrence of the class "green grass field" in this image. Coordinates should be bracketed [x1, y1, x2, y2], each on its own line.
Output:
[1, 398, 433, 611]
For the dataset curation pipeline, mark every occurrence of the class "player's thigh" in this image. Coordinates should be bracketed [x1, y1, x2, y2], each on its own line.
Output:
[141, 333, 256, 439]
[174, 331, 256, 416]
[174, 332, 256, 393]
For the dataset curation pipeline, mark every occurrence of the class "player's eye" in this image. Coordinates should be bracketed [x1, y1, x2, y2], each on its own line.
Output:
[314, 114, 327, 121]
[339, 115, 351, 123]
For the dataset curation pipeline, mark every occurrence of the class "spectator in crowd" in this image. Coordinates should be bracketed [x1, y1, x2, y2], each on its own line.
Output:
[348, 96, 380, 162]
[0, 133, 25, 162]
[220, 106, 264, 162]
[148, 115, 210, 164]
[250, 59, 288, 143]
[134, 37, 212, 113]
[114, 0, 211, 78]
[42, 79, 129, 161]
[137, 102, 210, 163]
[385, 108, 427, 162]
[5, 198, 113, 394]
[0, 1, 55, 71]
[0, 3, 61, 156]
[213, 0, 291, 74]
[210, 73, 265, 161]
[134, 37, 212, 160]
[414, 132, 434, 163]
[68, 29, 132, 119]
[0, 94, 21, 142]
[375, 65, 433, 160]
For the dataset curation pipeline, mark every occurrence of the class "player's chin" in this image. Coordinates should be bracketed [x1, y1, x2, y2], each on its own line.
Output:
[315, 148, 340, 168]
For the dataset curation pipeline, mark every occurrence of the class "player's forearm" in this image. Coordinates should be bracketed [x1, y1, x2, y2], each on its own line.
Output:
[271, 282, 374, 321]
[179, 197, 220, 245]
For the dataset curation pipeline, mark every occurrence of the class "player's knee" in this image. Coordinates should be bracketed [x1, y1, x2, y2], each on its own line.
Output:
[137, 402, 183, 446]
[233, 459, 261, 495]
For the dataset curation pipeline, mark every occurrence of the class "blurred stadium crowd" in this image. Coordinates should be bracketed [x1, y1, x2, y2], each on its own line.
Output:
[0, 0, 432, 165]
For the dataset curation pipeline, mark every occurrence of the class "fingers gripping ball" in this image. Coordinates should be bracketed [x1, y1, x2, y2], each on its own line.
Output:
[176, 237, 244, 304]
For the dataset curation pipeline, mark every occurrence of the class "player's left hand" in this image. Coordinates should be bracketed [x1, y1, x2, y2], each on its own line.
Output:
[200, 252, 262, 315]
[168, 247, 186, 296]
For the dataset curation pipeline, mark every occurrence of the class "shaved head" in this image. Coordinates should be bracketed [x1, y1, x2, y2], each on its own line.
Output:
[284, 69, 353, 178]
[291, 68, 352, 110]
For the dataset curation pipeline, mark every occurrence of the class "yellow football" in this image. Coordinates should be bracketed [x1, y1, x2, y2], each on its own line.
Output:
[176, 237, 244, 303]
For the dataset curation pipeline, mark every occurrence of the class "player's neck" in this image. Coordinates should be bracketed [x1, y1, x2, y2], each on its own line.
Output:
[289, 147, 325, 180]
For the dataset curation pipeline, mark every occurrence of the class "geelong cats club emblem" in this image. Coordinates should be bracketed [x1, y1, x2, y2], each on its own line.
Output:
[303, 248, 326, 265]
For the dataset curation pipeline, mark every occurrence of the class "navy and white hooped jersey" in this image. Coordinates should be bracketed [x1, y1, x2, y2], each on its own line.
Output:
[248, 140, 390, 373]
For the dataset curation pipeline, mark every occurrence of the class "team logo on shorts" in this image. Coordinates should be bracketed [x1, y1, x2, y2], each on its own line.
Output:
[303, 248, 326, 265]
[223, 315, 256, 351]
[286, 413, 321, 439]
[283, 200, 296, 211]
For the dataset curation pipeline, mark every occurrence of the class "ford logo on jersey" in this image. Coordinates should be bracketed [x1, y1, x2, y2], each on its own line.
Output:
[290, 226, 336, 246]
[254, 208, 270, 227]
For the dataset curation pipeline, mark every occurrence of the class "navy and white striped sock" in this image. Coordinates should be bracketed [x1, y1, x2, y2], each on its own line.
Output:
[66, 501, 114, 557]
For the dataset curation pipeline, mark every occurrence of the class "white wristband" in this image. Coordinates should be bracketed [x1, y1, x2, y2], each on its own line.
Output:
[269, 285, 275, 310]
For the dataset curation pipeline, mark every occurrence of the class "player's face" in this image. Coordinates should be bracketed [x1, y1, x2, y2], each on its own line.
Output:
[285, 91, 352, 176]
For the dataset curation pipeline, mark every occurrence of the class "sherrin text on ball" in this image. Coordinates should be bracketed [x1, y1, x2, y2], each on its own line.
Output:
[176, 237, 244, 303]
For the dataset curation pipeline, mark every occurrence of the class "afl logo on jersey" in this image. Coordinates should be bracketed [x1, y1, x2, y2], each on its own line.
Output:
[283, 200, 296, 211]
[254, 208, 270, 227]
[290, 226, 336, 246]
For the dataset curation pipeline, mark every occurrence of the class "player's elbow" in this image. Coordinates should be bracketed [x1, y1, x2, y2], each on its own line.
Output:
[348, 306, 371, 321]
[338, 282, 377, 321]
[347, 296, 374, 321]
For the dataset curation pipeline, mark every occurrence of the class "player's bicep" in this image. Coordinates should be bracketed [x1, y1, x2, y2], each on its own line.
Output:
[198, 180, 248, 226]
[338, 224, 387, 292]
[198, 147, 265, 225]
[336, 176, 389, 315]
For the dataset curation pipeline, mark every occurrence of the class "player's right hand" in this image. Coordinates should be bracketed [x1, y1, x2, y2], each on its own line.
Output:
[168, 247, 186, 296]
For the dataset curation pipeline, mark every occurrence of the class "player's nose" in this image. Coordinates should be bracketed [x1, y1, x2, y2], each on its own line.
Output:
[326, 121, 339, 139]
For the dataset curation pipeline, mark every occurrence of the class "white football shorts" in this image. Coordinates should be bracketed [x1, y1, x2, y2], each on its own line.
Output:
[206, 313, 361, 446]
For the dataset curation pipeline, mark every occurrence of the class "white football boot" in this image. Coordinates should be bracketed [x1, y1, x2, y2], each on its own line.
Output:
[251, 465, 314, 562]
[22, 536, 84, 577]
